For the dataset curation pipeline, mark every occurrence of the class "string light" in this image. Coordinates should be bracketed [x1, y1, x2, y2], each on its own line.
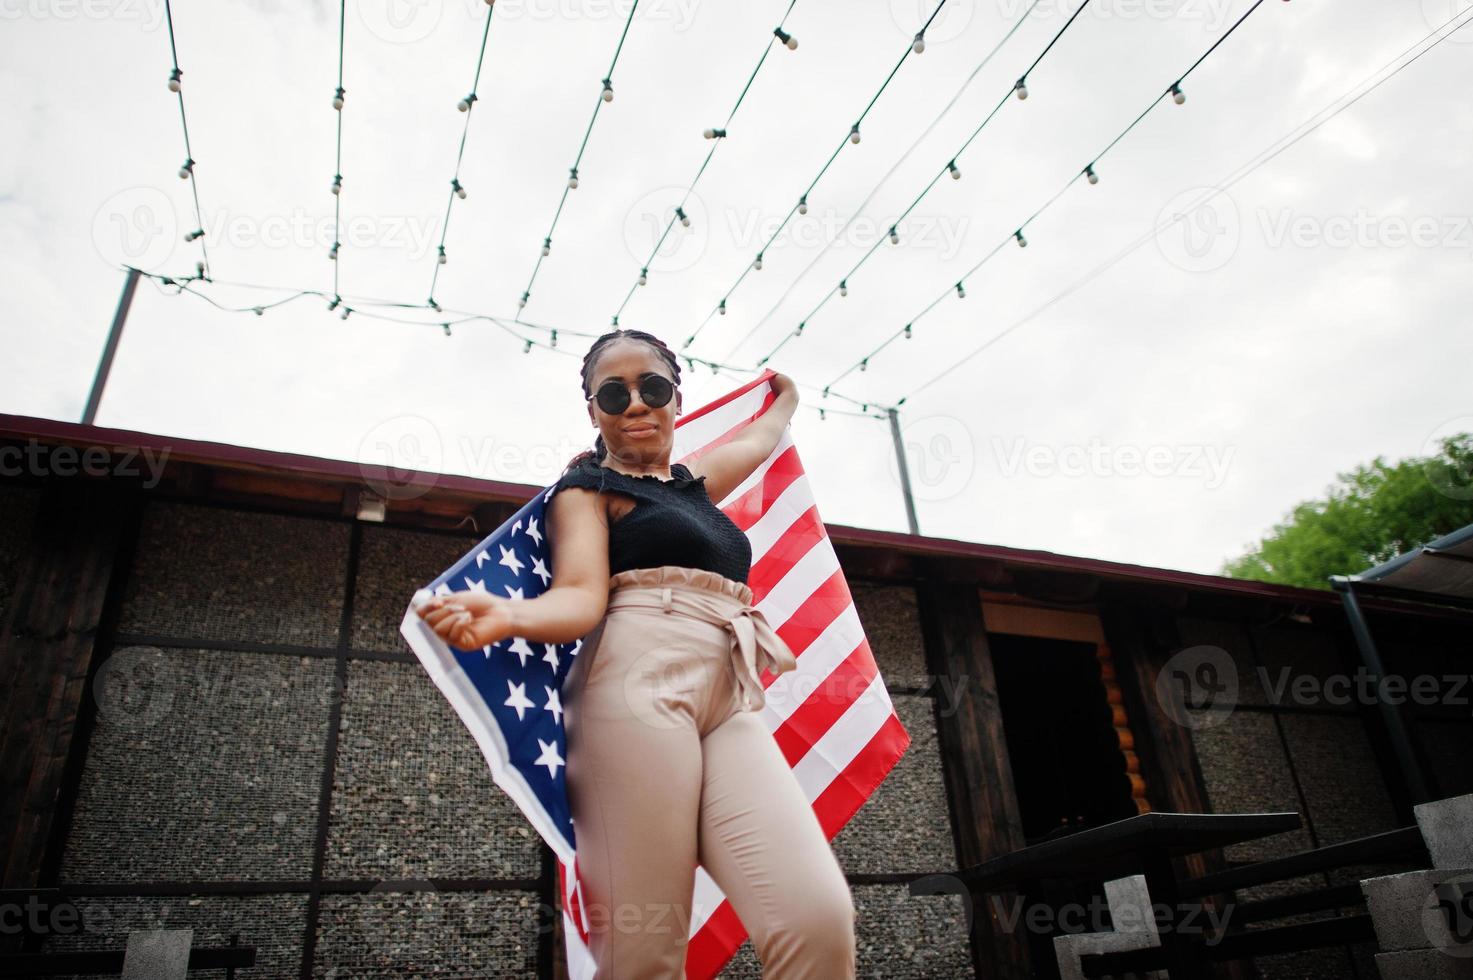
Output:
[676, 206, 690, 227]
[913, 31, 926, 54]
[178, 158, 194, 179]
[818, 0, 1286, 400]
[542, 237, 552, 257]
[798, 195, 809, 215]
[955, 282, 965, 299]
[638, 267, 648, 286]
[167, 68, 182, 93]
[163, 1, 209, 277]
[437, 245, 447, 266]
[754, 252, 764, 271]
[947, 160, 960, 180]
[328, 241, 339, 261]
[458, 92, 478, 112]
[839, 279, 848, 297]
[1015, 77, 1029, 100]
[888, 225, 899, 245]
[773, 26, 798, 50]
[849, 123, 861, 145]
[1171, 82, 1186, 105]
[332, 86, 345, 110]
[703, 127, 727, 139]
[517, 1, 639, 321]
[452, 178, 466, 199]
[331, 174, 342, 196]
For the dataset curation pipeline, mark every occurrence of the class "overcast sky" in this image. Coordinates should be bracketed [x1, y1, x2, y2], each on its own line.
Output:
[3, 0, 1470, 577]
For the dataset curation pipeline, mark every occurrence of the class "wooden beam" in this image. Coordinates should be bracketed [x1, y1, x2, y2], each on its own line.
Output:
[915, 573, 1031, 979]
[0, 479, 140, 892]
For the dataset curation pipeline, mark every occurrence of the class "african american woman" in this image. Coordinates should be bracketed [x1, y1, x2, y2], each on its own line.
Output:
[416, 328, 857, 978]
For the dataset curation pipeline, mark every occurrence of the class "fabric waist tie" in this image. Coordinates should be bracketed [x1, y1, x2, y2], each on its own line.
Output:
[605, 569, 798, 712]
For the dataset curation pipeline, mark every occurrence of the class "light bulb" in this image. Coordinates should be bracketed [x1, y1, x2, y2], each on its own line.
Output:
[437, 246, 447, 265]
[718, 299, 727, 316]
[948, 160, 960, 180]
[839, 280, 848, 297]
[1086, 164, 1099, 185]
[340, 307, 350, 320]
[860, 358, 868, 372]
[178, 158, 194, 179]
[568, 168, 579, 189]
[327, 296, 340, 311]
[332, 87, 345, 111]
[849, 124, 861, 145]
[889, 226, 899, 245]
[184, 228, 203, 242]
[1015, 230, 1028, 248]
[798, 195, 808, 215]
[754, 253, 763, 271]
[913, 32, 925, 54]
[1015, 78, 1029, 101]
[676, 206, 689, 227]
[601, 78, 613, 102]
[195, 261, 205, 278]
[453, 179, 466, 199]
[253, 306, 264, 316]
[1171, 83, 1185, 105]
[638, 268, 647, 286]
[904, 323, 913, 338]
[458, 93, 477, 112]
[168, 68, 182, 93]
[518, 292, 529, 309]
[774, 27, 797, 50]
[331, 174, 342, 196]
[542, 237, 551, 257]
[329, 242, 339, 260]
[956, 282, 966, 299]
[443, 323, 452, 336]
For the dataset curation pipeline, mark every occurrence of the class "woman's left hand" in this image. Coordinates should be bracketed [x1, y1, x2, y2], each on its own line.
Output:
[769, 371, 798, 401]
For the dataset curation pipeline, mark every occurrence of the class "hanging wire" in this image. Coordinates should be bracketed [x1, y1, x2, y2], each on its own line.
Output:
[608, 0, 801, 327]
[329, 0, 347, 301]
[820, 0, 1275, 391]
[427, 4, 500, 307]
[678, 0, 952, 352]
[132, 267, 888, 421]
[721, 0, 1046, 364]
[515, 0, 641, 320]
[882, 5, 1473, 408]
[162, 0, 211, 276]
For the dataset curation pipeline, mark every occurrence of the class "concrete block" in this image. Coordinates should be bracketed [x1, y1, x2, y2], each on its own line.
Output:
[1373, 948, 1473, 980]
[1417, 794, 1473, 870]
[1054, 875, 1165, 980]
[1362, 869, 1473, 954]
[121, 928, 192, 980]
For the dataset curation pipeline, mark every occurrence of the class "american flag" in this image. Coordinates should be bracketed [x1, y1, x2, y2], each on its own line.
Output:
[400, 367, 910, 978]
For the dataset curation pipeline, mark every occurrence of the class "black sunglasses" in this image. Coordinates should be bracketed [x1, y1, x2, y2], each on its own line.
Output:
[588, 373, 675, 415]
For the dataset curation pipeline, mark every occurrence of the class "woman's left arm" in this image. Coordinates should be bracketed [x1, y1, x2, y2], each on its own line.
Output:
[689, 372, 799, 504]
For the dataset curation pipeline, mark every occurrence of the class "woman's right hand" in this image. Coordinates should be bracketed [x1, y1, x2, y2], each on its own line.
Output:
[417, 591, 517, 650]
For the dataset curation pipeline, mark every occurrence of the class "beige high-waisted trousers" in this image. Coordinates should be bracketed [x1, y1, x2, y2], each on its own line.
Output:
[563, 564, 857, 979]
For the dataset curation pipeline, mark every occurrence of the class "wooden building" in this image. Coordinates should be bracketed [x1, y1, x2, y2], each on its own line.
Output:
[2, 412, 1469, 978]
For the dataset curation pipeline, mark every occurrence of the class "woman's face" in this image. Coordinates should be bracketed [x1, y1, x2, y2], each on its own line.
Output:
[586, 340, 682, 467]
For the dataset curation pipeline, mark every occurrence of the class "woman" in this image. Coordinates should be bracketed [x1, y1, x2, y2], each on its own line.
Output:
[416, 328, 857, 978]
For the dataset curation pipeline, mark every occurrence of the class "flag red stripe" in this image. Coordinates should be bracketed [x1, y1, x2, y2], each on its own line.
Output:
[746, 504, 826, 599]
[770, 637, 875, 764]
[722, 443, 805, 532]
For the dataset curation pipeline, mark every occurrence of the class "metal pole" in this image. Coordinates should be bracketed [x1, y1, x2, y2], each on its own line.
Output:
[887, 406, 920, 535]
[82, 266, 142, 425]
[1330, 576, 1432, 805]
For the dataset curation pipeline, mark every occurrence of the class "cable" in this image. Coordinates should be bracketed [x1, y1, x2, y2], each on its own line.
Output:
[515, 0, 641, 319]
[677, 0, 952, 352]
[162, 0, 210, 277]
[328, 0, 347, 299]
[748, 0, 1098, 368]
[132, 267, 887, 421]
[609, 0, 801, 327]
[887, 5, 1473, 407]
[427, 5, 500, 309]
[819, 0, 1273, 391]
[720, 0, 1045, 363]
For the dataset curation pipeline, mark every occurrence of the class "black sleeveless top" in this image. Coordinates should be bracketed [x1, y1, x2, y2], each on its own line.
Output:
[548, 455, 753, 585]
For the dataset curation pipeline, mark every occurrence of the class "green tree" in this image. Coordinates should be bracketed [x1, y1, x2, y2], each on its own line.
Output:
[1221, 433, 1473, 589]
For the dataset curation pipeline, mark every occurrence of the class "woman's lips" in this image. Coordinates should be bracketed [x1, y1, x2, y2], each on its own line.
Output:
[623, 424, 658, 436]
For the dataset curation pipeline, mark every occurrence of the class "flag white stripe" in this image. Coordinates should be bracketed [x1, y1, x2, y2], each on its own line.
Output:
[790, 673, 895, 799]
[743, 473, 813, 560]
[755, 537, 841, 629]
[672, 384, 771, 458]
[759, 601, 866, 723]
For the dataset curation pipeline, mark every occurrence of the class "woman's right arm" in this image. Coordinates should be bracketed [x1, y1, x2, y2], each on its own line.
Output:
[417, 485, 610, 648]
[508, 485, 610, 642]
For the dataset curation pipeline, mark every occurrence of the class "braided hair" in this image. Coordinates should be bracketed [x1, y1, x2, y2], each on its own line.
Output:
[565, 328, 683, 473]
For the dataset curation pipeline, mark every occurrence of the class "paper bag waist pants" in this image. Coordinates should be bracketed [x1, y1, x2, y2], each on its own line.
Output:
[563, 564, 857, 979]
